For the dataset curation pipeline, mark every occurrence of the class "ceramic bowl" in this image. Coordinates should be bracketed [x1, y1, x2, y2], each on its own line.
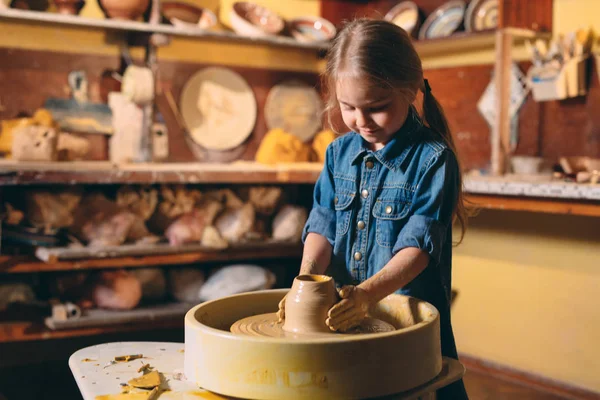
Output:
[383, 1, 421, 36]
[161, 1, 217, 30]
[230, 1, 284, 37]
[289, 16, 336, 43]
[510, 155, 544, 175]
[99, 0, 149, 20]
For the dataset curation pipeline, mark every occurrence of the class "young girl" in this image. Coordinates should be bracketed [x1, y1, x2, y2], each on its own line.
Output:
[278, 18, 469, 399]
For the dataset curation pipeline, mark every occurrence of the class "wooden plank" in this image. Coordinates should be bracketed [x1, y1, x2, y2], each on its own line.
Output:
[0, 244, 302, 273]
[460, 354, 600, 400]
[0, 318, 182, 343]
[492, 29, 513, 175]
[0, 161, 323, 185]
[35, 240, 300, 262]
[466, 194, 600, 217]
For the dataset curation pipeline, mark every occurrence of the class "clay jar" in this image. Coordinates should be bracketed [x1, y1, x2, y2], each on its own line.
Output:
[282, 274, 337, 334]
[99, 0, 149, 20]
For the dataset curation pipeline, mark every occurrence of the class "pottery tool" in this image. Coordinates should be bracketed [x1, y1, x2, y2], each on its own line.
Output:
[44, 71, 113, 136]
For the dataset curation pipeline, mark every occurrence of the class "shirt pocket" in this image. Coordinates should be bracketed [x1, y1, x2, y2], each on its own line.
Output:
[372, 198, 411, 248]
[334, 190, 355, 237]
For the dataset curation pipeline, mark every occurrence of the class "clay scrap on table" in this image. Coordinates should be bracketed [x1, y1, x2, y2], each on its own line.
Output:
[128, 370, 161, 389]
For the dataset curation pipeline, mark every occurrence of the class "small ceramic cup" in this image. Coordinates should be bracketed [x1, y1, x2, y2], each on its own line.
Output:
[282, 274, 338, 334]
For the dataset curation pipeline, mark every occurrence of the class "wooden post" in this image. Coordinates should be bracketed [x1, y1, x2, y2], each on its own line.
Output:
[492, 29, 513, 176]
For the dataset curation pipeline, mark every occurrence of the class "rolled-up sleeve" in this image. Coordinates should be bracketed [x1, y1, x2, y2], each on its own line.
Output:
[392, 149, 458, 264]
[302, 143, 336, 246]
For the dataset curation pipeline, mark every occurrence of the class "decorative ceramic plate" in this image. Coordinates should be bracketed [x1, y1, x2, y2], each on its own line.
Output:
[289, 16, 336, 43]
[418, 0, 466, 40]
[464, 0, 498, 32]
[264, 80, 323, 142]
[383, 1, 421, 35]
[180, 67, 257, 151]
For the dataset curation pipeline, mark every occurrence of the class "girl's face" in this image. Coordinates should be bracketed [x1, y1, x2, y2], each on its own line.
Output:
[336, 75, 411, 151]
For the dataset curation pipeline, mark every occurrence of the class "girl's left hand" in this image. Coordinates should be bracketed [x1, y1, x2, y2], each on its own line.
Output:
[326, 285, 371, 332]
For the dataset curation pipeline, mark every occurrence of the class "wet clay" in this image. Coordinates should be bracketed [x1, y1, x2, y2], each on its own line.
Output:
[230, 312, 395, 338]
[231, 274, 395, 338]
[283, 274, 338, 334]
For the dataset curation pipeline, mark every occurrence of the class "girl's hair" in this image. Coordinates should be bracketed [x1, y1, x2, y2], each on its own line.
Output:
[323, 18, 469, 243]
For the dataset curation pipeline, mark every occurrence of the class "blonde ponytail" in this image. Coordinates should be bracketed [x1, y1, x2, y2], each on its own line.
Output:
[421, 80, 469, 244]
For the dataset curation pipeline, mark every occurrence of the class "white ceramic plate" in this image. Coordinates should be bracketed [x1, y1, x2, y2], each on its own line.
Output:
[264, 80, 323, 142]
[180, 67, 257, 151]
[418, 0, 466, 40]
[465, 0, 498, 32]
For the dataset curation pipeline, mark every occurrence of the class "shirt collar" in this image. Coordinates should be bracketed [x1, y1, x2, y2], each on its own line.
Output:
[350, 106, 423, 171]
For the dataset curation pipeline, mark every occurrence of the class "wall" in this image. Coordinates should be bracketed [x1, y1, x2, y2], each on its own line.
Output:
[452, 211, 600, 392]
[0, 0, 599, 392]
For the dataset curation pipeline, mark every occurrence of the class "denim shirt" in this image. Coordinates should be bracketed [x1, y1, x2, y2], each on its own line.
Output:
[302, 107, 459, 320]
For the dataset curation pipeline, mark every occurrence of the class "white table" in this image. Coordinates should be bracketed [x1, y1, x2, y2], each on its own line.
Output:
[69, 342, 465, 400]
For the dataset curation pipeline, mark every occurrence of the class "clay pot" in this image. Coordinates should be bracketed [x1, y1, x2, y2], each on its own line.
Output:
[99, 0, 149, 20]
[282, 274, 337, 334]
[53, 0, 85, 15]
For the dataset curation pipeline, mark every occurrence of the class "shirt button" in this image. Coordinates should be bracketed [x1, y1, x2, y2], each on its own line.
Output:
[334, 196, 338, 205]
[357, 220, 365, 230]
[361, 189, 369, 198]
[385, 205, 393, 214]
[365, 160, 374, 169]
[354, 252, 362, 261]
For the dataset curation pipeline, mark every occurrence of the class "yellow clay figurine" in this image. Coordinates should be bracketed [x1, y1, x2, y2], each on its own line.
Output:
[255, 128, 314, 165]
[312, 129, 336, 163]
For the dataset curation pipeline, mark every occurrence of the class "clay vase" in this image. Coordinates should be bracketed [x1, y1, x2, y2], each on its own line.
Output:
[282, 274, 338, 334]
[99, 0, 149, 20]
[53, 0, 84, 15]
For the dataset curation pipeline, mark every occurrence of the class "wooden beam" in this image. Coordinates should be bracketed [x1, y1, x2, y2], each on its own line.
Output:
[467, 194, 600, 217]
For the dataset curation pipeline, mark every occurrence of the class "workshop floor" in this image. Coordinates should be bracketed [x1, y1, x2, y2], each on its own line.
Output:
[0, 361, 573, 400]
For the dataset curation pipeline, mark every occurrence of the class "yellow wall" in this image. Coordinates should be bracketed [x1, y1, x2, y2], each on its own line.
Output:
[452, 211, 600, 391]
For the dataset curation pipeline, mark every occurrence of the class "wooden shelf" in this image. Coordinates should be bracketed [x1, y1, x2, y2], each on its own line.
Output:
[466, 194, 600, 217]
[0, 161, 323, 185]
[0, 243, 302, 273]
[0, 317, 182, 343]
[0, 9, 549, 59]
[0, 8, 329, 51]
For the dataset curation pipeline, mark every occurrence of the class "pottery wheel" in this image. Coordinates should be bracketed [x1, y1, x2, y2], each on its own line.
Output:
[230, 312, 395, 338]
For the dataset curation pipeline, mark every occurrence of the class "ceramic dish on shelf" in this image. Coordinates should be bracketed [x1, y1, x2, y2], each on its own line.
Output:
[464, 0, 498, 32]
[289, 16, 336, 43]
[161, 1, 217, 30]
[229, 1, 284, 38]
[179, 67, 257, 151]
[383, 1, 421, 36]
[264, 80, 323, 142]
[418, 0, 466, 40]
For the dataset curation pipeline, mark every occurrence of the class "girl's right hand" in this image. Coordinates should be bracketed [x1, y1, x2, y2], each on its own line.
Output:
[276, 293, 287, 322]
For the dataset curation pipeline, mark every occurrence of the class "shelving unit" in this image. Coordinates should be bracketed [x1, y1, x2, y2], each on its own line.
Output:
[1, 161, 598, 216]
[0, 8, 525, 60]
[0, 8, 329, 51]
[0, 1, 595, 352]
